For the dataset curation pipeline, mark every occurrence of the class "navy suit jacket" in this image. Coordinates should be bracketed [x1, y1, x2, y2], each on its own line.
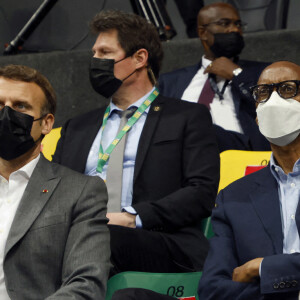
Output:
[198, 166, 300, 300]
[53, 94, 220, 270]
[158, 60, 271, 152]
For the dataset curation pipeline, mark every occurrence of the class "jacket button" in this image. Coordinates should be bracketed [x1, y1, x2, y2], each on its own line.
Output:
[285, 281, 291, 288]
[273, 283, 279, 289]
[279, 282, 285, 288]
[292, 280, 298, 287]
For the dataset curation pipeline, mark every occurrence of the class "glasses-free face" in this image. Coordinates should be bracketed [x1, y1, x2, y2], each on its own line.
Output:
[250, 80, 300, 103]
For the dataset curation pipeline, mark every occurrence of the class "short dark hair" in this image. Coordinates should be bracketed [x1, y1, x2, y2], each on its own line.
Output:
[90, 10, 163, 83]
[0, 64, 56, 115]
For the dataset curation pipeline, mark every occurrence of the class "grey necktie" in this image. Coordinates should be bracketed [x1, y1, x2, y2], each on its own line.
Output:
[106, 108, 136, 212]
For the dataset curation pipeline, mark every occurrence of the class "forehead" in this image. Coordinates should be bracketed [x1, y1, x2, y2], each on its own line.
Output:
[93, 29, 122, 50]
[0, 77, 45, 105]
[258, 65, 300, 84]
[202, 6, 240, 23]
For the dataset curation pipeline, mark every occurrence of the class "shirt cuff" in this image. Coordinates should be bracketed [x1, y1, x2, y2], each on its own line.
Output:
[259, 258, 264, 277]
[122, 206, 143, 228]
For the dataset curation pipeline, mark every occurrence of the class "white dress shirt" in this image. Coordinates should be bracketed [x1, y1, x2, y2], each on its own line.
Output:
[0, 155, 40, 300]
[181, 55, 244, 134]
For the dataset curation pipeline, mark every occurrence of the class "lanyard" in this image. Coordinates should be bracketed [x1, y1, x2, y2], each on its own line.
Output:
[209, 74, 229, 100]
[96, 88, 159, 173]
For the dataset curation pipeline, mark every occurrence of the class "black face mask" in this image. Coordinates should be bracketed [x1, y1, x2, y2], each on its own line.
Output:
[89, 56, 136, 98]
[0, 106, 43, 160]
[210, 32, 245, 58]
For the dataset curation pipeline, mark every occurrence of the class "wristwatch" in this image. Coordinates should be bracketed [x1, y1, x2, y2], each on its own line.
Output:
[233, 67, 243, 77]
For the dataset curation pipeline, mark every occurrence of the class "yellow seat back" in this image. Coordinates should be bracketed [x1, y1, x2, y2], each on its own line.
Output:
[41, 127, 62, 161]
[219, 150, 272, 191]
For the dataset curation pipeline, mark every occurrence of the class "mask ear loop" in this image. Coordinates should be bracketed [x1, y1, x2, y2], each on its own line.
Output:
[114, 55, 129, 64]
[115, 52, 152, 83]
[33, 113, 49, 142]
[113, 54, 137, 82]
[121, 69, 137, 82]
[33, 114, 47, 122]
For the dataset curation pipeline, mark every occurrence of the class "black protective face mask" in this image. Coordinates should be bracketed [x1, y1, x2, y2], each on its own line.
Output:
[210, 32, 245, 58]
[0, 106, 43, 160]
[89, 56, 136, 98]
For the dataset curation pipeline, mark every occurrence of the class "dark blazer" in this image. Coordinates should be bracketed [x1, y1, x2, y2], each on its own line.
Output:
[4, 155, 110, 300]
[158, 60, 271, 152]
[198, 166, 299, 300]
[53, 94, 220, 270]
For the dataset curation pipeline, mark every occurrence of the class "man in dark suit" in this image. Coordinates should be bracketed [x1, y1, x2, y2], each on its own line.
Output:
[53, 10, 220, 274]
[159, 2, 270, 152]
[0, 65, 110, 300]
[198, 61, 300, 299]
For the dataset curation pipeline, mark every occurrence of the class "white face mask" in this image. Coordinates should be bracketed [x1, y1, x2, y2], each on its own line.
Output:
[256, 91, 300, 146]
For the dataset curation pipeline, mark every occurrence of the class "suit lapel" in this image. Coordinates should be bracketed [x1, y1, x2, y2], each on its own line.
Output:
[250, 167, 283, 254]
[133, 95, 164, 183]
[70, 107, 106, 173]
[4, 156, 60, 257]
[178, 62, 202, 98]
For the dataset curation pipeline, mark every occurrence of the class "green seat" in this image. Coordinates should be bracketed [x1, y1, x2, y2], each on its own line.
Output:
[105, 271, 202, 300]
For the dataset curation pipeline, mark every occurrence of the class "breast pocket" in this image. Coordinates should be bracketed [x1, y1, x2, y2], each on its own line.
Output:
[153, 130, 181, 146]
[153, 137, 179, 145]
[29, 214, 66, 231]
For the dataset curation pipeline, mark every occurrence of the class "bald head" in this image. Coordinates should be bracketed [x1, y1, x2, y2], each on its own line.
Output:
[258, 61, 300, 86]
[197, 2, 243, 59]
[198, 3, 239, 27]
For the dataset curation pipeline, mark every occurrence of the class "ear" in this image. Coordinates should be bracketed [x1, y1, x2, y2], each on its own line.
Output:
[41, 113, 55, 135]
[133, 48, 149, 70]
[198, 26, 208, 41]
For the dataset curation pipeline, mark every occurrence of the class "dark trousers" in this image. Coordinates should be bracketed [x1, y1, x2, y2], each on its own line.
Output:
[109, 225, 195, 275]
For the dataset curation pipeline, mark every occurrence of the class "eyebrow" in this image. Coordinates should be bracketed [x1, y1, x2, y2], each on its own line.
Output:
[14, 100, 33, 107]
[217, 18, 241, 21]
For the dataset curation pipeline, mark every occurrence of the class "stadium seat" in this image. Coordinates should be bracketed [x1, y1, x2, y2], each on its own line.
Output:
[105, 271, 202, 300]
[41, 127, 61, 161]
[219, 150, 272, 191]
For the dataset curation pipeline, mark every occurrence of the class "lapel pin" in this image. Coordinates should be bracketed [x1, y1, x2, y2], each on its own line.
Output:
[153, 106, 161, 112]
[42, 189, 48, 193]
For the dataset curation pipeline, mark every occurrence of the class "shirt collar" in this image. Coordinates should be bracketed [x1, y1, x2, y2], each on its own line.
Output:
[270, 153, 300, 181]
[108, 87, 155, 117]
[202, 55, 212, 69]
[10, 154, 40, 181]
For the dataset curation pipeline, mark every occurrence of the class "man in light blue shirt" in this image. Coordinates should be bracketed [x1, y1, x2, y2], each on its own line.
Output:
[54, 10, 220, 275]
[199, 61, 300, 300]
[85, 89, 154, 227]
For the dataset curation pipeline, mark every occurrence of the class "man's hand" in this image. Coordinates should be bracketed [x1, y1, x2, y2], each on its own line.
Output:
[232, 258, 263, 283]
[106, 212, 136, 228]
[204, 57, 240, 80]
